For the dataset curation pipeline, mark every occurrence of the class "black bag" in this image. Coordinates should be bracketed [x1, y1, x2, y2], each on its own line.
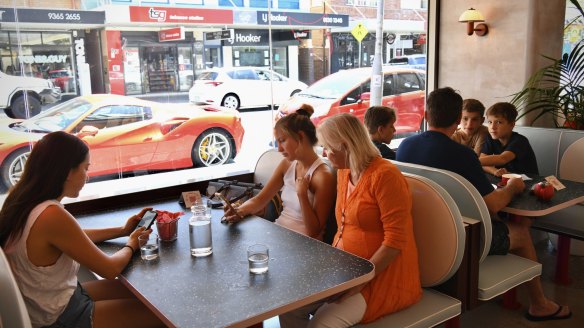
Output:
[206, 180, 282, 222]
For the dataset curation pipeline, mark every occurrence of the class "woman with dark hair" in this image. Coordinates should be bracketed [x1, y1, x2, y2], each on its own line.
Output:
[0, 131, 163, 328]
[223, 104, 335, 240]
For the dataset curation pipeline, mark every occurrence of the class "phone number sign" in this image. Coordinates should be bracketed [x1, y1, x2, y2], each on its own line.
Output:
[0, 8, 104, 24]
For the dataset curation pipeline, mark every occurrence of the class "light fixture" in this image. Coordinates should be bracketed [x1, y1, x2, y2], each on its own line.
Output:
[459, 8, 489, 36]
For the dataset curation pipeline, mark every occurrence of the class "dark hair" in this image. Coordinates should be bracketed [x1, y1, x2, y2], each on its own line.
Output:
[486, 102, 518, 122]
[275, 104, 318, 145]
[0, 131, 89, 247]
[462, 99, 486, 117]
[426, 87, 463, 128]
[364, 106, 396, 134]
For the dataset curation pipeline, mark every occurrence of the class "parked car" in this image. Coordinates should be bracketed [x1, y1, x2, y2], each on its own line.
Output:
[189, 67, 307, 110]
[48, 69, 74, 93]
[277, 67, 426, 134]
[387, 54, 426, 71]
[0, 94, 244, 188]
[0, 71, 62, 119]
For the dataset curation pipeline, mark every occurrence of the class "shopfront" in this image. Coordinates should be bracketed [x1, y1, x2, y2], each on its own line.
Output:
[119, 31, 196, 95]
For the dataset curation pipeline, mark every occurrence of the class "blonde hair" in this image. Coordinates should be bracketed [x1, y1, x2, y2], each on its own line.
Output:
[317, 114, 380, 179]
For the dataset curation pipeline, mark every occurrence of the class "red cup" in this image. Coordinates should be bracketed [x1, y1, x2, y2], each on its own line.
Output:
[501, 173, 522, 186]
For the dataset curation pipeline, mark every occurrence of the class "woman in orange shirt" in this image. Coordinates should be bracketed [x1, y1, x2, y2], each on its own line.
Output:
[280, 114, 422, 327]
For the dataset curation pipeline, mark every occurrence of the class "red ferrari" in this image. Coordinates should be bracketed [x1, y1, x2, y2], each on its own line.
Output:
[0, 94, 244, 188]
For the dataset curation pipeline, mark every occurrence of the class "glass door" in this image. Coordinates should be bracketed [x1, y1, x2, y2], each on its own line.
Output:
[123, 47, 143, 95]
[177, 46, 194, 92]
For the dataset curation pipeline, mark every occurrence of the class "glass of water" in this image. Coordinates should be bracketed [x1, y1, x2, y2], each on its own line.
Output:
[248, 244, 269, 274]
[138, 233, 159, 261]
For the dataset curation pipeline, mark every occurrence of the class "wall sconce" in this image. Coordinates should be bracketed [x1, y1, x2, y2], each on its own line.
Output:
[459, 8, 489, 36]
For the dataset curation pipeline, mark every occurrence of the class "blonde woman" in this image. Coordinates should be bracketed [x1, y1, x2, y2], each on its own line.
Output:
[280, 114, 422, 327]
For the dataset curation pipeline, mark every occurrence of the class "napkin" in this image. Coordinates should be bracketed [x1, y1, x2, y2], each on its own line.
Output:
[155, 210, 184, 223]
[155, 210, 184, 241]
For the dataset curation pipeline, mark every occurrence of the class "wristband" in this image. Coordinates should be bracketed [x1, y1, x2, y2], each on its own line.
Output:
[123, 245, 136, 253]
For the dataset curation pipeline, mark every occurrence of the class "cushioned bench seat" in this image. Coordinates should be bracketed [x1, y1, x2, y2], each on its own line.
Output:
[478, 255, 542, 300]
[355, 289, 461, 328]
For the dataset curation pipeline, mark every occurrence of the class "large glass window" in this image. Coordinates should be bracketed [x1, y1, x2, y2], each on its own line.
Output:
[0, 0, 430, 204]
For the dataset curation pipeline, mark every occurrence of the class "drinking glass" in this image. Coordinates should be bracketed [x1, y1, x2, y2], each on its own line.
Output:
[138, 233, 159, 260]
[247, 244, 269, 274]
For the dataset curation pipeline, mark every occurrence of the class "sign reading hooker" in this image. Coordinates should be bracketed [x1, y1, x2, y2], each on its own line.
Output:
[205, 29, 234, 41]
[256, 11, 348, 27]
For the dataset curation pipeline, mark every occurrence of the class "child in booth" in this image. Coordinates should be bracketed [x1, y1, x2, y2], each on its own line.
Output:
[479, 102, 539, 176]
[364, 106, 397, 160]
[451, 99, 489, 156]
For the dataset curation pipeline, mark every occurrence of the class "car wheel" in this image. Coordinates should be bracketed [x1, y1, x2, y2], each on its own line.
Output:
[1, 148, 30, 189]
[221, 94, 240, 110]
[192, 129, 234, 167]
[9, 95, 42, 119]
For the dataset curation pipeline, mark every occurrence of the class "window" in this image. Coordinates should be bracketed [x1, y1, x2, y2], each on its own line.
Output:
[395, 73, 422, 93]
[233, 69, 258, 80]
[347, 0, 378, 7]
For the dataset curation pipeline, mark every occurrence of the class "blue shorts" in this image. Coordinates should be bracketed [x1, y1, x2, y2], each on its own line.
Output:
[45, 282, 94, 328]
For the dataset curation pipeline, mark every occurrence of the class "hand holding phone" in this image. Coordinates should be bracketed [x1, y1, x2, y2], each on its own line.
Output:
[135, 210, 158, 231]
[215, 193, 241, 223]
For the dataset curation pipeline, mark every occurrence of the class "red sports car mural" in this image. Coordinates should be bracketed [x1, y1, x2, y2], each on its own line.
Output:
[0, 94, 245, 188]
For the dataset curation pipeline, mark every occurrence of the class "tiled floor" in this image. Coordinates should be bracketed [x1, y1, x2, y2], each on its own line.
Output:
[262, 237, 584, 327]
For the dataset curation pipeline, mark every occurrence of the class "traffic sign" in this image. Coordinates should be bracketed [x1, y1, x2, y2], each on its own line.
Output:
[205, 29, 234, 41]
[351, 22, 368, 42]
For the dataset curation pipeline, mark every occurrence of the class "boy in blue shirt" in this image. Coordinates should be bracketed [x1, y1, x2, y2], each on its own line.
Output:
[480, 102, 539, 176]
[364, 106, 397, 160]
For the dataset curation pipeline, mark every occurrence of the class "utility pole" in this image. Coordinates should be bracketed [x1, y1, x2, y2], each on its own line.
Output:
[370, 0, 385, 106]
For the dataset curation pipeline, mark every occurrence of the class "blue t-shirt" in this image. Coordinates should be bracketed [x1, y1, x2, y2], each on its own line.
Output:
[481, 132, 539, 175]
[396, 131, 495, 197]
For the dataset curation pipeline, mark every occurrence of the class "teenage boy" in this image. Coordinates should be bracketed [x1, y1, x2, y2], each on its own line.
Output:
[364, 106, 397, 160]
[480, 102, 539, 176]
[396, 87, 571, 322]
[451, 99, 489, 156]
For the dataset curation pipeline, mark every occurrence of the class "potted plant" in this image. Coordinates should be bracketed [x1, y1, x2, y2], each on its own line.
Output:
[512, 0, 584, 129]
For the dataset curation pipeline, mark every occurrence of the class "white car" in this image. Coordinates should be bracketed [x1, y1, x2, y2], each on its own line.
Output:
[0, 71, 61, 119]
[189, 67, 307, 110]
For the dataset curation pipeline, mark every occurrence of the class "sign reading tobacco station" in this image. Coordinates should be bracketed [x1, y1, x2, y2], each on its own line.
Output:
[0, 7, 104, 24]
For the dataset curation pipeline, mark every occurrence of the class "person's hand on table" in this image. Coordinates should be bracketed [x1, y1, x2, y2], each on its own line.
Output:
[223, 204, 245, 223]
[506, 177, 525, 194]
[121, 207, 153, 235]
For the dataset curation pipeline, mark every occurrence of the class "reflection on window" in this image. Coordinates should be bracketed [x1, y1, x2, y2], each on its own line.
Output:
[346, 0, 378, 7]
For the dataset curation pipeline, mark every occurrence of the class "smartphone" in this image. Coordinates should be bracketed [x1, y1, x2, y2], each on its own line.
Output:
[135, 210, 158, 231]
[215, 193, 239, 222]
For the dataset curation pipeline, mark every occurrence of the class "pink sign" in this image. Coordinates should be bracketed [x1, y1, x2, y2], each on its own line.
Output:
[159, 27, 185, 42]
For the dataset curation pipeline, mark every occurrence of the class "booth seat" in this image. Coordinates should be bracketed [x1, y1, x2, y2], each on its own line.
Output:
[392, 161, 542, 307]
[0, 247, 32, 328]
[356, 173, 464, 328]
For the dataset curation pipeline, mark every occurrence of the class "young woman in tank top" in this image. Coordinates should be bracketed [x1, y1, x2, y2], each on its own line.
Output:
[223, 104, 336, 240]
[0, 131, 164, 328]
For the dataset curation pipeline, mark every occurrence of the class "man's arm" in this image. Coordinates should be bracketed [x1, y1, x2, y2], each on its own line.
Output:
[482, 178, 524, 213]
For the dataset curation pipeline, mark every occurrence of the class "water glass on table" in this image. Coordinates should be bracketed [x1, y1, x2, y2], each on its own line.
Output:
[248, 244, 269, 274]
[138, 233, 159, 261]
[189, 206, 213, 257]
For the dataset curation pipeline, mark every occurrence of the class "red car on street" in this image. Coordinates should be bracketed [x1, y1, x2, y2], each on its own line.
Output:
[277, 67, 426, 133]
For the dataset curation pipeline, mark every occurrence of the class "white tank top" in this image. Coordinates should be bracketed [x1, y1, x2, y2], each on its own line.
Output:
[276, 157, 326, 238]
[5, 200, 79, 328]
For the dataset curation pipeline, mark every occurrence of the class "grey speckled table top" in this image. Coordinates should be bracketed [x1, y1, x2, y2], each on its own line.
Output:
[487, 174, 584, 216]
[77, 199, 374, 328]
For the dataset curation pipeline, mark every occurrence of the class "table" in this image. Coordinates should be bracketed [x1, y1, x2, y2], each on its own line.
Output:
[487, 174, 584, 216]
[77, 199, 375, 328]
[487, 174, 584, 284]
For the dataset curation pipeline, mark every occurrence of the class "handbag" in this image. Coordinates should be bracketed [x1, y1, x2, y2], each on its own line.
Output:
[206, 179, 282, 222]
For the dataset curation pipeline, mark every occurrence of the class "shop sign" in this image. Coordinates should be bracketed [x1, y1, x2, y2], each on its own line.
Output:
[18, 55, 68, 64]
[130, 6, 232, 24]
[205, 29, 233, 41]
[0, 7, 104, 24]
[159, 27, 185, 42]
[233, 10, 257, 25]
[256, 11, 348, 27]
[106, 30, 125, 95]
[225, 30, 269, 46]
